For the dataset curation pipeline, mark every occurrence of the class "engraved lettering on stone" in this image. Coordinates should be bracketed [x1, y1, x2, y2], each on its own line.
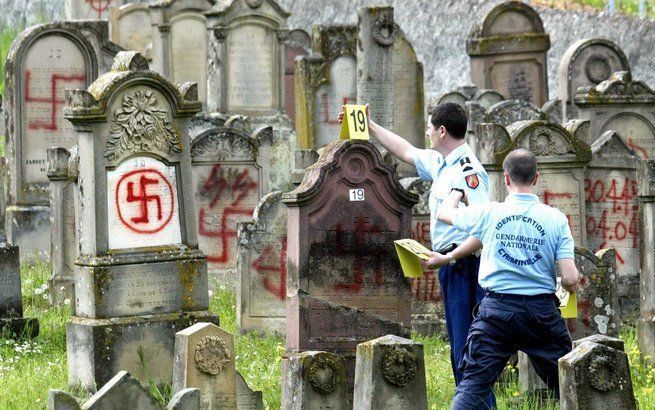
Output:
[227, 25, 274, 109]
[306, 355, 340, 395]
[105, 90, 182, 161]
[194, 335, 231, 376]
[381, 346, 417, 387]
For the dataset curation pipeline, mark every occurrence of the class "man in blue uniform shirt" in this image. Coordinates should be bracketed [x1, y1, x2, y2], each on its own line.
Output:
[426, 148, 584, 409]
[340, 103, 493, 406]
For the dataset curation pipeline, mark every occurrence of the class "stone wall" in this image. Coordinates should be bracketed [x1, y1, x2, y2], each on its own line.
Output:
[2, 0, 655, 103]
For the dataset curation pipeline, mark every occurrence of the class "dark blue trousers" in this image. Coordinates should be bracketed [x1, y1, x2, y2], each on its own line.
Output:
[438, 255, 495, 408]
[451, 294, 573, 409]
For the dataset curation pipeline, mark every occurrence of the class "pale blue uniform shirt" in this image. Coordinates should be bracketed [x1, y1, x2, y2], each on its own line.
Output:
[451, 193, 575, 295]
[412, 143, 490, 251]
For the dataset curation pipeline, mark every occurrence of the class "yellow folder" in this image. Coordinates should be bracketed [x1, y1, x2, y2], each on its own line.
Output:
[556, 278, 578, 318]
[393, 239, 431, 278]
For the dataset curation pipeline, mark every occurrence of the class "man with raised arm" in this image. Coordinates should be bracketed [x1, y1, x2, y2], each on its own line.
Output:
[430, 148, 584, 409]
[340, 103, 494, 407]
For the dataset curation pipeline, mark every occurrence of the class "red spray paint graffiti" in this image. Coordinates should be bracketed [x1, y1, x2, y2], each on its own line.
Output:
[252, 238, 287, 301]
[25, 70, 86, 131]
[85, 0, 110, 19]
[320, 95, 354, 124]
[116, 168, 174, 234]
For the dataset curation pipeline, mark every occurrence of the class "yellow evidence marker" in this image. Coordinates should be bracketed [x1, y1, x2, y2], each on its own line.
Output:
[339, 104, 370, 140]
[394, 238, 432, 278]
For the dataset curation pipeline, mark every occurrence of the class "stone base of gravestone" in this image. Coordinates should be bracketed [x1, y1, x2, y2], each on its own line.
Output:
[353, 334, 427, 410]
[0, 243, 39, 338]
[559, 335, 636, 409]
[66, 312, 219, 391]
[282, 351, 349, 410]
[5, 207, 50, 261]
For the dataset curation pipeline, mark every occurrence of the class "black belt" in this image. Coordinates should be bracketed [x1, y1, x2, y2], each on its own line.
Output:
[486, 290, 557, 302]
[436, 243, 458, 254]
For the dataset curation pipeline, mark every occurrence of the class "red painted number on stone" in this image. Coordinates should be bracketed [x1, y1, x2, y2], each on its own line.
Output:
[116, 168, 174, 234]
[24, 70, 86, 131]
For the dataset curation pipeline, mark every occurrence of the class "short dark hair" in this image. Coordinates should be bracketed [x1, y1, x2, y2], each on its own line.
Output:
[502, 148, 538, 185]
[428, 102, 467, 139]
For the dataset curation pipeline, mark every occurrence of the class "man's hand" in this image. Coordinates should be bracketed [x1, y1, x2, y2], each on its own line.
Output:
[421, 251, 449, 270]
[565, 273, 588, 294]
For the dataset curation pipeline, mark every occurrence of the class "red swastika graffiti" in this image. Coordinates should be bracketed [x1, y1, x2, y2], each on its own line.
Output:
[24, 70, 86, 131]
[198, 164, 258, 263]
[116, 169, 174, 234]
[627, 137, 648, 159]
[252, 238, 287, 300]
[86, 0, 110, 19]
[411, 271, 440, 302]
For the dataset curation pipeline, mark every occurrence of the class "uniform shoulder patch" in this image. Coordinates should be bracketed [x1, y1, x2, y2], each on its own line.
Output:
[465, 174, 479, 189]
[459, 157, 474, 173]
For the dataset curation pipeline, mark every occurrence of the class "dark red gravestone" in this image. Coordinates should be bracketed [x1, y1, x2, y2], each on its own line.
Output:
[282, 139, 417, 393]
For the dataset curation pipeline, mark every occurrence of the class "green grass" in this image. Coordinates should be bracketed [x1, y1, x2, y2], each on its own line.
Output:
[1, 261, 654, 409]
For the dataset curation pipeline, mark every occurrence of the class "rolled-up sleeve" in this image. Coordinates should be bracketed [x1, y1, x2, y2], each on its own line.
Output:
[411, 149, 442, 181]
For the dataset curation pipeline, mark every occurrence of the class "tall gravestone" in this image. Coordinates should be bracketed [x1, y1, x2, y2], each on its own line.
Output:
[558, 38, 630, 122]
[0, 244, 39, 338]
[283, 139, 416, 394]
[149, 0, 213, 107]
[190, 115, 272, 286]
[237, 191, 287, 335]
[637, 159, 655, 366]
[467, 1, 550, 106]
[66, 0, 122, 20]
[295, 25, 358, 149]
[357, 7, 394, 130]
[585, 131, 639, 319]
[285, 29, 311, 128]
[205, 0, 289, 116]
[109, 3, 154, 59]
[4, 21, 121, 258]
[575, 71, 655, 156]
[64, 52, 218, 390]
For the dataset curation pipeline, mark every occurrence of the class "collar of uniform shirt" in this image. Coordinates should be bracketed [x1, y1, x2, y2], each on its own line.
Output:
[443, 143, 471, 165]
[505, 193, 539, 202]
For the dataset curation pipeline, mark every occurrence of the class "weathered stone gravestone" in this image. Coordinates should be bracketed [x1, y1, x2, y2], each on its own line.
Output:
[559, 38, 630, 122]
[575, 71, 655, 157]
[109, 3, 153, 59]
[63, 52, 218, 390]
[283, 139, 416, 393]
[149, 0, 213, 107]
[46, 147, 78, 308]
[205, 0, 289, 116]
[559, 335, 636, 410]
[236, 373, 264, 410]
[436, 84, 505, 110]
[0, 244, 39, 338]
[353, 335, 427, 410]
[295, 25, 358, 149]
[4, 21, 121, 258]
[637, 159, 655, 366]
[473, 122, 514, 203]
[285, 28, 311, 128]
[65, 0, 121, 20]
[172, 322, 237, 409]
[282, 351, 349, 410]
[585, 131, 640, 320]
[236, 191, 287, 335]
[400, 177, 444, 337]
[467, 1, 550, 106]
[190, 114, 272, 286]
[49, 371, 200, 410]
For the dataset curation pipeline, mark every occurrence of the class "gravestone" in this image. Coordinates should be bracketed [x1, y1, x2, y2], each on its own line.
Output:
[149, 0, 213, 107]
[109, 3, 153, 58]
[236, 191, 287, 335]
[436, 85, 504, 110]
[0, 244, 39, 338]
[295, 25, 358, 149]
[467, 1, 550, 106]
[281, 351, 349, 409]
[285, 29, 311, 128]
[585, 131, 639, 320]
[473, 122, 514, 202]
[575, 71, 655, 156]
[291, 149, 319, 186]
[559, 335, 636, 410]
[4, 21, 122, 259]
[46, 147, 77, 308]
[357, 6, 395, 130]
[64, 52, 218, 390]
[400, 177, 444, 337]
[205, 0, 289, 116]
[190, 114, 272, 286]
[637, 159, 655, 366]
[505, 120, 592, 244]
[353, 335, 427, 410]
[65, 0, 121, 20]
[172, 322, 237, 410]
[283, 139, 416, 393]
[558, 38, 630, 122]
[236, 372, 264, 410]
[49, 371, 200, 410]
